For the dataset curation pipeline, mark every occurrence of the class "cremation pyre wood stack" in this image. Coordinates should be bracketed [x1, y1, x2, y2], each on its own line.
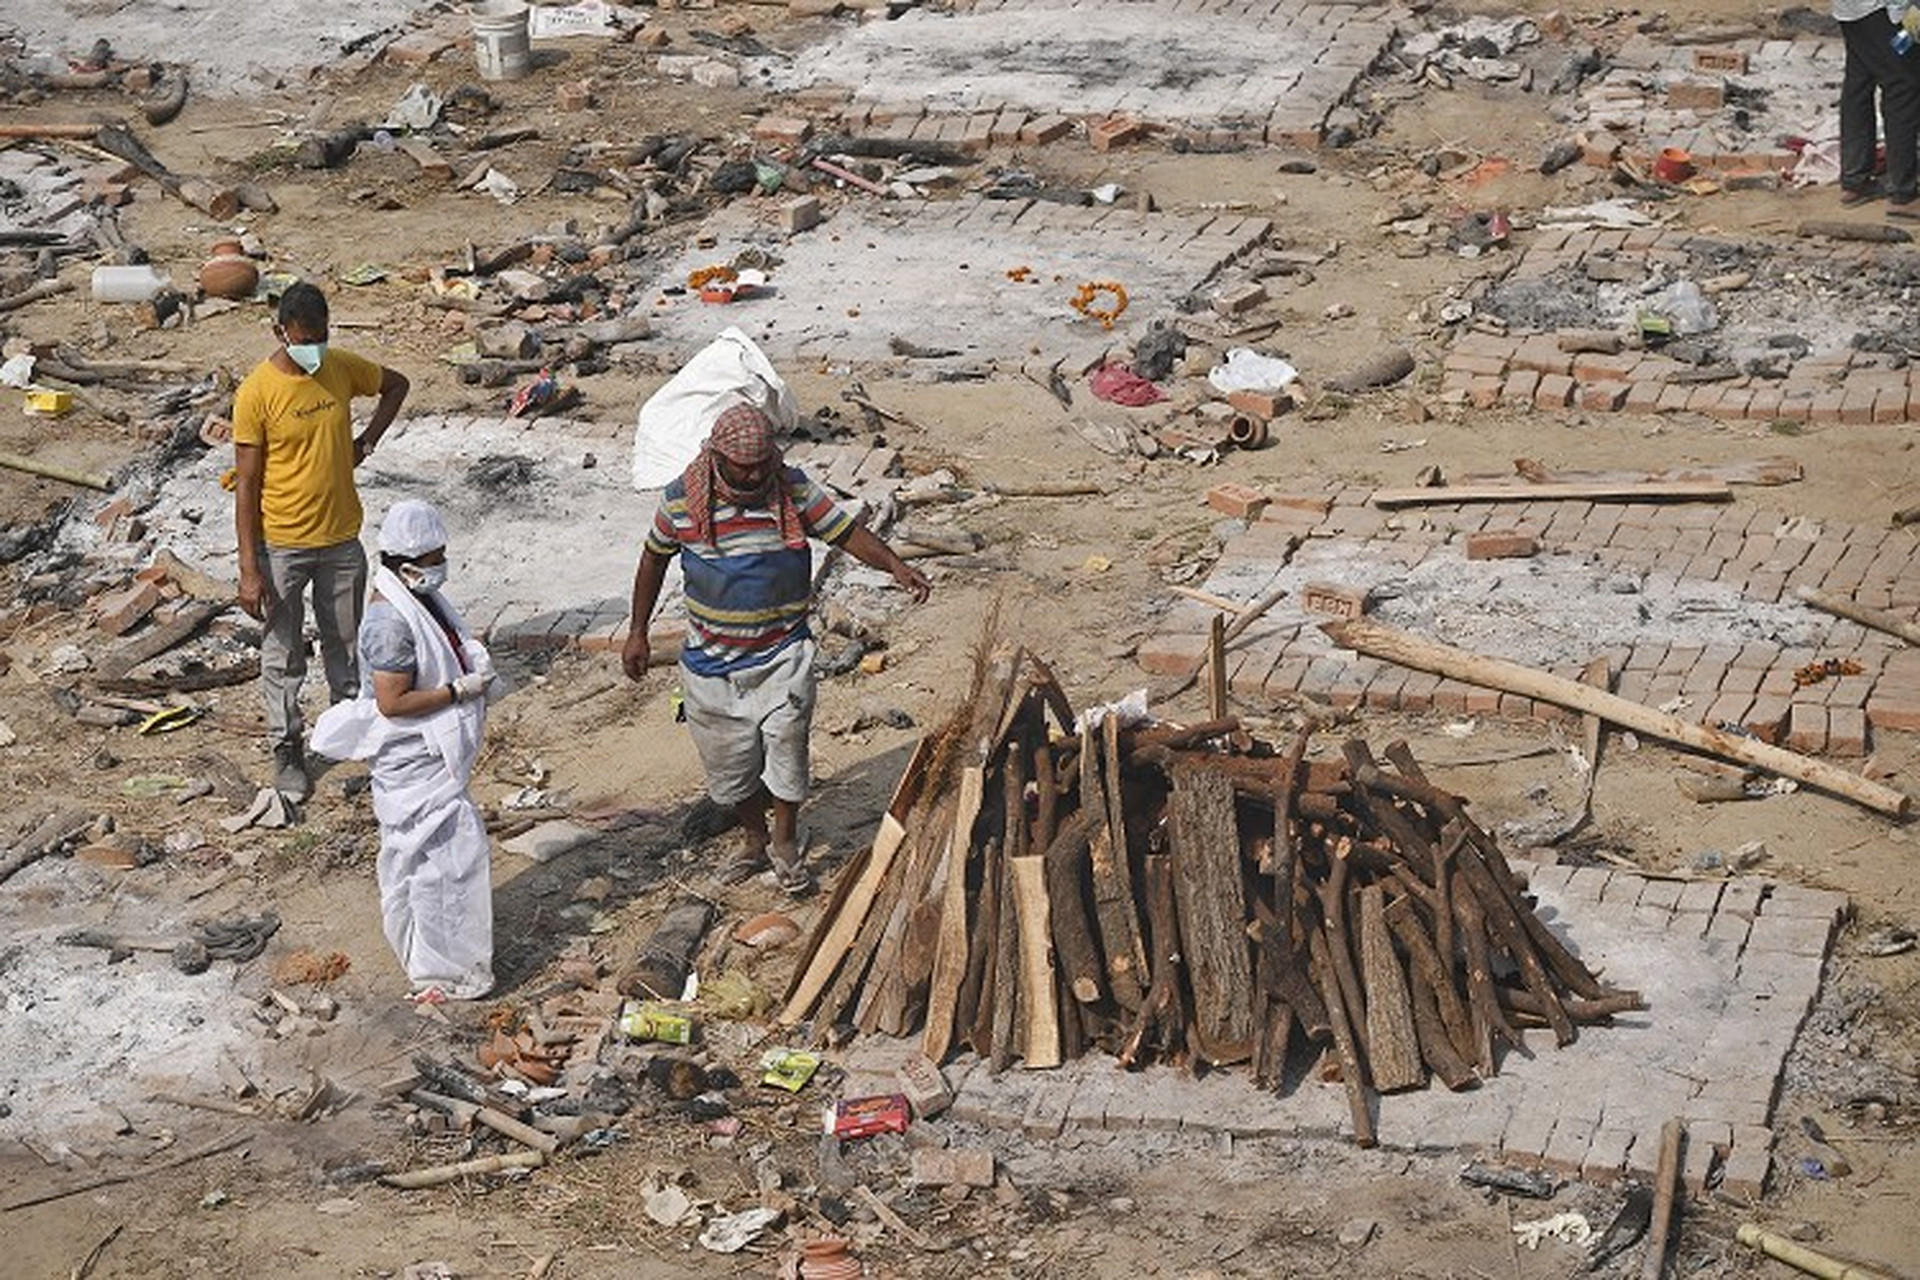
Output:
[781, 645, 1642, 1146]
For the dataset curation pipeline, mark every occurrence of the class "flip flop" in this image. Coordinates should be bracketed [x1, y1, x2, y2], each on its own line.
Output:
[717, 844, 771, 886]
[1887, 201, 1920, 220]
[1839, 185, 1880, 207]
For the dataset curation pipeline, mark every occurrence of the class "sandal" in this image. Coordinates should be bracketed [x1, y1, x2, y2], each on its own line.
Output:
[1839, 185, 1879, 207]
[1887, 199, 1920, 220]
[717, 844, 771, 886]
[407, 986, 448, 1006]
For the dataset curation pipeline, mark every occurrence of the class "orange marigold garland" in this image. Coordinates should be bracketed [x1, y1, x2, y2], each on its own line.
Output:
[1069, 280, 1128, 329]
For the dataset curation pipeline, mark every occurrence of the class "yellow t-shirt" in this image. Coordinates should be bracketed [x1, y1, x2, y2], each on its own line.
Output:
[232, 348, 385, 549]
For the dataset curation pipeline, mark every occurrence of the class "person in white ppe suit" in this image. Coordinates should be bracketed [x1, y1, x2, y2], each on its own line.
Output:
[311, 499, 497, 1002]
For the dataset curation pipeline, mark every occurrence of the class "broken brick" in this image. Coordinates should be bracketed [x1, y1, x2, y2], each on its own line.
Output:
[1019, 115, 1074, 145]
[1666, 81, 1725, 112]
[1225, 388, 1288, 419]
[781, 195, 823, 235]
[753, 114, 813, 147]
[895, 1053, 953, 1118]
[1212, 283, 1268, 316]
[94, 579, 162, 636]
[1206, 482, 1270, 520]
[1466, 530, 1540, 561]
[1691, 48, 1748, 74]
[909, 1145, 994, 1188]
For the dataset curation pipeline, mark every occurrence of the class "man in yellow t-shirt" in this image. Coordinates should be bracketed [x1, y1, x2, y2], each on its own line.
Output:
[234, 281, 409, 800]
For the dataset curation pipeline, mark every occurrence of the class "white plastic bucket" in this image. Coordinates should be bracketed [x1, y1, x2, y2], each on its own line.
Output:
[471, 2, 532, 82]
[91, 264, 171, 303]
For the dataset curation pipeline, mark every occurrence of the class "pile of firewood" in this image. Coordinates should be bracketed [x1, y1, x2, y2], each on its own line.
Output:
[782, 640, 1642, 1146]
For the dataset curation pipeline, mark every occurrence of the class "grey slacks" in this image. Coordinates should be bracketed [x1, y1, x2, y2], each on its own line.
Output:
[258, 538, 367, 745]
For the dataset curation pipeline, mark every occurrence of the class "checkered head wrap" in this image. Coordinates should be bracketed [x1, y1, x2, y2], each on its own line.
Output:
[682, 402, 805, 548]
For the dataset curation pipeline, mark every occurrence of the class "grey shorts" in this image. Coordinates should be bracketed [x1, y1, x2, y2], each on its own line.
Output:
[681, 640, 816, 806]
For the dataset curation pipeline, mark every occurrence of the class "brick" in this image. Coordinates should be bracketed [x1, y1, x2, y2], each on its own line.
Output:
[94, 579, 162, 636]
[384, 30, 456, 66]
[1303, 581, 1368, 620]
[1469, 376, 1503, 409]
[1578, 381, 1628, 411]
[1089, 116, 1148, 152]
[1137, 631, 1208, 676]
[1572, 352, 1642, 382]
[1464, 529, 1540, 560]
[1262, 493, 1334, 518]
[1623, 380, 1665, 414]
[1744, 912, 1834, 957]
[1581, 1127, 1637, 1185]
[1692, 47, 1749, 73]
[1681, 1125, 1721, 1198]
[1022, 1083, 1074, 1138]
[1826, 705, 1868, 756]
[1212, 283, 1268, 316]
[1226, 388, 1289, 419]
[1498, 1103, 1557, 1168]
[1720, 1125, 1773, 1199]
[1535, 373, 1575, 408]
[1019, 114, 1073, 145]
[1206, 481, 1269, 520]
[1501, 368, 1541, 405]
[781, 195, 824, 235]
[1785, 701, 1828, 754]
[910, 1145, 994, 1187]
[895, 1053, 952, 1118]
[1667, 80, 1725, 111]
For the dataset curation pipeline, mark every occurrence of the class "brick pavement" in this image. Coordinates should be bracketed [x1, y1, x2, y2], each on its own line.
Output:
[1137, 486, 1920, 757]
[1445, 228, 1920, 425]
[913, 862, 1841, 1194]
[766, 0, 1405, 150]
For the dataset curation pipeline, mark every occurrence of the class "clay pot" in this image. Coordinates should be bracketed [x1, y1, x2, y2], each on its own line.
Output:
[798, 1238, 862, 1280]
[208, 236, 246, 258]
[733, 910, 801, 949]
[199, 253, 259, 300]
[1653, 147, 1695, 184]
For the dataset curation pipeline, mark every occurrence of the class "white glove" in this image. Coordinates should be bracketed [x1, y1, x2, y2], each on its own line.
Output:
[451, 671, 494, 704]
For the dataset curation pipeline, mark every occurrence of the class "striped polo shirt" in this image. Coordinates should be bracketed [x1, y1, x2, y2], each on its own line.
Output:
[645, 466, 855, 676]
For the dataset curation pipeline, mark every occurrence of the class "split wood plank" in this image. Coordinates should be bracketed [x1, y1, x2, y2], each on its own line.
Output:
[1325, 617, 1911, 817]
[1358, 883, 1425, 1092]
[93, 599, 227, 681]
[780, 812, 907, 1023]
[922, 764, 984, 1061]
[1369, 480, 1732, 508]
[1508, 454, 1802, 487]
[1009, 855, 1061, 1068]
[1099, 714, 1150, 999]
[1166, 765, 1255, 1064]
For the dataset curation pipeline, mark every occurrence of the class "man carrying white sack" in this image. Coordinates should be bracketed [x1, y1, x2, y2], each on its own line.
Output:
[311, 499, 498, 1003]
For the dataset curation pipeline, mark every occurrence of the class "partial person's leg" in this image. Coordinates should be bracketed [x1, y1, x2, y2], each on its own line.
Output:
[1841, 16, 1885, 198]
[759, 642, 817, 891]
[682, 664, 772, 881]
[259, 545, 312, 743]
[311, 537, 369, 702]
[1878, 19, 1920, 205]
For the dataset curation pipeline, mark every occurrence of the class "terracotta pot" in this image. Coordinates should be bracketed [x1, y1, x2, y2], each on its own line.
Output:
[1653, 147, 1695, 184]
[208, 236, 246, 258]
[798, 1238, 862, 1280]
[199, 253, 259, 300]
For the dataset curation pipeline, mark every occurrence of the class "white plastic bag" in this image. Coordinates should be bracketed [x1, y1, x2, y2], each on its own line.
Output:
[631, 327, 798, 490]
[1208, 347, 1299, 395]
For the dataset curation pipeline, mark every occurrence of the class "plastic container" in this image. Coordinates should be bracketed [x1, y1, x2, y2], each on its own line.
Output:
[91, 264, 171, 303]
[471, 1, 532, 82]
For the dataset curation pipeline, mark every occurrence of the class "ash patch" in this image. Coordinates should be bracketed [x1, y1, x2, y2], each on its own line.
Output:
[1483, 235, 1920, 364]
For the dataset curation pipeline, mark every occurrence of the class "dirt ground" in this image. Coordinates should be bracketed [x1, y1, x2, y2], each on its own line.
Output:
[3, 1, 1919, 1278]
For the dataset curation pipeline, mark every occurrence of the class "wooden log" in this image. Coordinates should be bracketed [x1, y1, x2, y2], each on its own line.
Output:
[0, 279, 77, 314]
[1010, 855, 1061, 1068]
[1358, 883, 1425, 1092]
[1734, 1223, 1891, 1280]
[1798, 219, 1912, 243]
[1119, 854, 1184, 1068]
[958, 836, 1001, 1058]
[1167, 766, 1256, 1065]
[1042, 815, 1103, 1003]
[93, 600, 226, 681]
[1207, 612, 1228, 720]
[1369, 480, 1733, 508]
[1031, 742, 1059, 854]
[1328, 618, 1910, 817]
[1309, 927, 1374, 1146]
[1454, 852, 1576, 1046]
[2, 1130, 250, 1212]
[1795, 585, 1920, 647]
[1315, 842, 1368, 1033]
[922, 765, 984, 1061]
[0, 122, 105, 140]
[1404, 962, 1478, 1091]
[988, 748, 1025, 1072]
[616, 896, 714, 1000]
[1455, 885, 1515, 1076]
[1642, 1119, 1686, 1280]
[0, 810, 92, 886]
[856, 797, 953, 1035]
[174, 176, 240, 219]
[1501, 987, 1646, 1021]
[381, 1149, 545, 1190]
[476, 1106, 561, 1155]
[1094, 716, 1148, 1008]
[1384, 893, 1475, 1070]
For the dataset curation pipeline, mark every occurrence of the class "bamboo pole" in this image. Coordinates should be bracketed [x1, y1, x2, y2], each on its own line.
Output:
[1734, 1223, 1895, 1280]
[1642, 1118, 1685, 1280]
[1795, 585, 1920, 647]
[0, 279, 76, 313]
[1324, 618, 1911, 818]
[1370, 480, 1733, 508]
[0, 451, 112, 491]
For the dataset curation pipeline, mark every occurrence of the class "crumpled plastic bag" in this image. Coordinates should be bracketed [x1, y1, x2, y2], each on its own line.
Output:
[1073, 689, 1151, 734]
[1208, 347, 1299, 395]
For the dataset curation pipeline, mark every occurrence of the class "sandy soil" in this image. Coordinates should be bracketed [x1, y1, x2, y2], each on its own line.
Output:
[2, 1, 1918, 1278]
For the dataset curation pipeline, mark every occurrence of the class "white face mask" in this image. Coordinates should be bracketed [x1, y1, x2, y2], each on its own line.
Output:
[399, 562, 448, 595]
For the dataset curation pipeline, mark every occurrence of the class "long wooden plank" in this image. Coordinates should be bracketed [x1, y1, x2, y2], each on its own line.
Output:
[778, 812, 907, 1023]
[1796, 584, 1920, 647]
[1370, 480, 1732, 508]
[1325, 617, 1911, 818]
[921, 765, 983, 1061]
[1166, 765, 1255, 1064]
[1010, 855, 1061, 1068]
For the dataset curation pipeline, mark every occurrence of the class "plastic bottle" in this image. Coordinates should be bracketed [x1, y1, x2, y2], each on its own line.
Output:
[91, 264, 171, 303]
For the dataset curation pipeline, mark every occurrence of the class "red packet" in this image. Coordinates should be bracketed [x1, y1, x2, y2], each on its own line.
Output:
[827, 1093, 911, 1140]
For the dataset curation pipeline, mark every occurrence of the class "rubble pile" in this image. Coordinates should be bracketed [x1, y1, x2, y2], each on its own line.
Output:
[785, 641, 1643, 1146]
